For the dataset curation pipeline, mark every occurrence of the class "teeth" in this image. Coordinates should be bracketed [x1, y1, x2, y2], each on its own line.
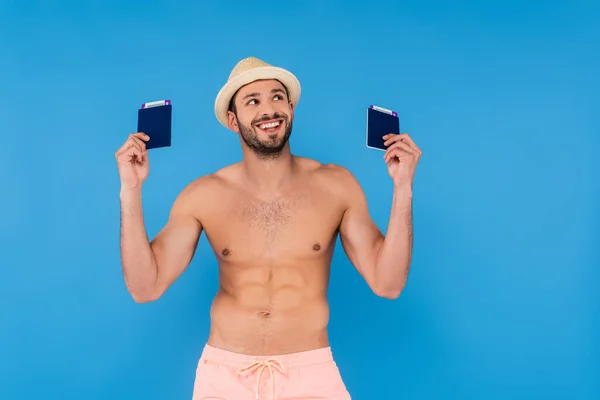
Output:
[259, 121, 280, 129]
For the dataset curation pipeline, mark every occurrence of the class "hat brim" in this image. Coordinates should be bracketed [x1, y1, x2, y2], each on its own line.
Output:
[214, 66, 301, 129]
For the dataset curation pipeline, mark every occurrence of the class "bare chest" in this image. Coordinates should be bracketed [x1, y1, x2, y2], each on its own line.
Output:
[201, 192, 343, 262]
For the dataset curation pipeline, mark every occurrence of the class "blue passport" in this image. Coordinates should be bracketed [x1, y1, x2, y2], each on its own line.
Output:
[366, 105, 400, 151]
[137, 100, 172, 150]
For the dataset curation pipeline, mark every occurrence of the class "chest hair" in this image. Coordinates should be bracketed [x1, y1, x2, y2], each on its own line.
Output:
[241, 196, 304, 242]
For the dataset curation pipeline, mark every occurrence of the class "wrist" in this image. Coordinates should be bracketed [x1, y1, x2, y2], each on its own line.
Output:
[120, 186, 142, 202]
[393, 183, 413, 200]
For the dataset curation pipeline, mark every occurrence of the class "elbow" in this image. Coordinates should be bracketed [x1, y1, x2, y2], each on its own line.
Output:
[370, 261, 408, 299]
[123, 268, 163, 304]
[129, 287, 161, 304]
[373, 281, 405, 300]
[131, 293, 158, 303]
[375, 287, 403, 300]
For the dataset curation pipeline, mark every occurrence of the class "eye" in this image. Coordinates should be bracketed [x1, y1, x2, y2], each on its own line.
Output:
[273, 95, 283, 101]
[247, 99, 258, 105]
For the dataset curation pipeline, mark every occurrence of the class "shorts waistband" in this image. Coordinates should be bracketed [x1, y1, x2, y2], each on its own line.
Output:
[200, 344, 334, 369]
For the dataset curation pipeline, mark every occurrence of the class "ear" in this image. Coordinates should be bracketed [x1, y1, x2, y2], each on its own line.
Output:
[288, 101, 295, 119]
[227, 111, 239, 132]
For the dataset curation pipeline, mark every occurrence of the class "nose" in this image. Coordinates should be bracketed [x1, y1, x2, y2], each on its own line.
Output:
[258, 100, 279, 117]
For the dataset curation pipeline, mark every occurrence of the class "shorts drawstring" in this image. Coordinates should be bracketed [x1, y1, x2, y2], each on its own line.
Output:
[238, 358, 284, 400]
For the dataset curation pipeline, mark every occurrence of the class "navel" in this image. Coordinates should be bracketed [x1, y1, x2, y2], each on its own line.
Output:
[221, 248, 231, 256]
[312, 243, 321, 251]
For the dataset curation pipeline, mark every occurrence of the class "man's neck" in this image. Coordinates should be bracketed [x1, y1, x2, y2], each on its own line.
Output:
[241, 148, 296, 195]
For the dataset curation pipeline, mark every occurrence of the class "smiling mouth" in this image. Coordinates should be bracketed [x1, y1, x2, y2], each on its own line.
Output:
[256, 119, 284, 132]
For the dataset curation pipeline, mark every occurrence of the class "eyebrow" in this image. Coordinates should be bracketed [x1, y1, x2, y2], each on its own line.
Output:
[242, 88, 286, 100]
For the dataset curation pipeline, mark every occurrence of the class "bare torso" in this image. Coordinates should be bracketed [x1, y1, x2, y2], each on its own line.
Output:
[192, 157, 347, 356]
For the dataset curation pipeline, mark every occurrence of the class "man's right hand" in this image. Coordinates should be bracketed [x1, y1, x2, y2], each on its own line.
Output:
[115, 133, 150, 190]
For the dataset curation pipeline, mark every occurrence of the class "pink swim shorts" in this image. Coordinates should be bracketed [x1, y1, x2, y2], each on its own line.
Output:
[192, 344, 351, 399]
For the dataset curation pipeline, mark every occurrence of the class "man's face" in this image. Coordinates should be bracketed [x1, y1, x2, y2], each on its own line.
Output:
[227, 79, 294, 160]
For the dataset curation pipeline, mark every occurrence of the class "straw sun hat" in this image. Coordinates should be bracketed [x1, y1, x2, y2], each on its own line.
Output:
[214, 57, 301, 129]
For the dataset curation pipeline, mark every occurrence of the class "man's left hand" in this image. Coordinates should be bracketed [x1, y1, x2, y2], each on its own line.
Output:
[383, 133, 422, 189]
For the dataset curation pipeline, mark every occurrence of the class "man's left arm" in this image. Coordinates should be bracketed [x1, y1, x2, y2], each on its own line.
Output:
[338, 133, 422, 299]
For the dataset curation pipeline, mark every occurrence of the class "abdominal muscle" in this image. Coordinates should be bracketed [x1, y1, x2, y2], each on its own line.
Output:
[207, 259, 332, 356]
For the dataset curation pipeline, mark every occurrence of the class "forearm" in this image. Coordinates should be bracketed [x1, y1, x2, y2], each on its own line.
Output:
[374, 185, 413, 298]
[120, 187, 159, 301]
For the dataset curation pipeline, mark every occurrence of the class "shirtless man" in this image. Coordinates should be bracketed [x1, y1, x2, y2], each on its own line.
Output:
[116, 57, 422, 399]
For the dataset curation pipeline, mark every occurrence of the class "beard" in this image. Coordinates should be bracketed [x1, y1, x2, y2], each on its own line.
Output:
[237, 112, 293, 161]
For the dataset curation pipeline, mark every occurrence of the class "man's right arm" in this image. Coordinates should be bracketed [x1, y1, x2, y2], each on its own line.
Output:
[119, 184, 202, 303]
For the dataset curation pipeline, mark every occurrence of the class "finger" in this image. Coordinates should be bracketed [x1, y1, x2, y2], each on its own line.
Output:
[384, 151, 399, 165]
[384, 142, 413, 163]
[117, 139, 144, 163]
[128, 134, 147, 152]
[382, 133, 402, 146]
[384, 148, 397, 164]
[133, 132, 150, 142]
[117, 140, 142, 159]
[397, 133, 421, 154]
[386, 140, 416, 155]
[383, 133, 421, 155]
[130, 142, 146, 163]
[122, 135, 147, 156]
[384, 148, 412, 164]
[115, 140, 136, 158]
[116, 133, 149, 155]
[116, 136, 141, 155]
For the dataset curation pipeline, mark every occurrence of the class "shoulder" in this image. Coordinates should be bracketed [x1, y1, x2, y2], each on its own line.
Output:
[171, 163, 240, 213]
[314, 161, 361, 189]
[297, 157, 364, 201]
[183, 163, 241, 193]
[295, 156, 353, 178]
[318, 163, 357, 182]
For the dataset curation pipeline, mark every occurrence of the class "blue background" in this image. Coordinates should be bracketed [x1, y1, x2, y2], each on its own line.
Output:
[1, 1, 598, 399]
